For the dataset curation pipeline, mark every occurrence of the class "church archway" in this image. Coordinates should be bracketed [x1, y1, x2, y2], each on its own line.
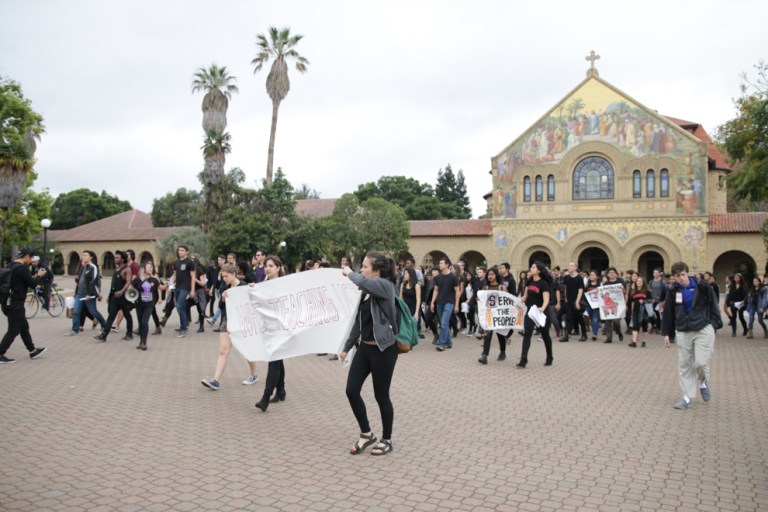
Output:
[528, 250, 552, 267]
[423, 250, 448, 269]
[637, 250, 664, 279]
[102, 251, 115, 277]
[139, 251, 154, 266]
[459, 250, 487, 273]
[577, 247, 609, 274]
[67, 251, 80, 275]
[713, 251, 757, 284]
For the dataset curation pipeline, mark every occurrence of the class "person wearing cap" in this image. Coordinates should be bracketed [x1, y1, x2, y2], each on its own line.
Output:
[30, 255, 53, 311]
[0, 247, 48, 363]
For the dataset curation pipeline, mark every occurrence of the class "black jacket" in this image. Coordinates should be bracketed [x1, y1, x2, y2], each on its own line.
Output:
[661, 277, 722, 335]
[7, 263, 41, 305]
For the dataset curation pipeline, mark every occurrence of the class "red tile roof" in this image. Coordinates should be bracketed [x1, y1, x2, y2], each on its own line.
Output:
[48, 209, 180, 242]
[295, 199, 338, 217]
[708, 213, 768, 233]
[410, 219, 492, 237]
[664, 116, 731, 170]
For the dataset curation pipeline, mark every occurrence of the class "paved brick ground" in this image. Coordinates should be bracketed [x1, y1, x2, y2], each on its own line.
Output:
[1, 282, 767, 511]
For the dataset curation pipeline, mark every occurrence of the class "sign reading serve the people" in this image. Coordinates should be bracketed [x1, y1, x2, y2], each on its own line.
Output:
[227, 269, 361, 362]
[477, 290, 526, 332]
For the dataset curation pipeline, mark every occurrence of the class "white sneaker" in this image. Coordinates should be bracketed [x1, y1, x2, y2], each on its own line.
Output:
[242, 374, 259, 385]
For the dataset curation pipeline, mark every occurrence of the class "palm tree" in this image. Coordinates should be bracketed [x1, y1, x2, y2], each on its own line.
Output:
[200, 130, 232, 231]
[192, 65, 238, 233]
[251, 26, 309, 187]
[191, 64, 239, 133]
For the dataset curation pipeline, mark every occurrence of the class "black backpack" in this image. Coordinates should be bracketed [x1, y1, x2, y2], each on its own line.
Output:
[0, 263, 20, 306]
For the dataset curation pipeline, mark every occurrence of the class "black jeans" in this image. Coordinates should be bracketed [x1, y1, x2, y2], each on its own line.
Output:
[0, 303, 36, 355]
[103, 297, 133, 338]
[483, 330, 506, 356]
[260, 360, 285, 402]
[346, 342, 398, 440]
[137, 305, 154, 343]
[564, 302, 586, 337]
[520, 315, 553, 364]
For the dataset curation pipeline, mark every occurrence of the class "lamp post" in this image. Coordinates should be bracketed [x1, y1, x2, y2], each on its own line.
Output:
[40, 218, 51, 265]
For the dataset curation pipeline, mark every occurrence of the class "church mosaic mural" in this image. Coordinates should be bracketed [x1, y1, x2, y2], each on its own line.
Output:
[492, 77, 707, 217]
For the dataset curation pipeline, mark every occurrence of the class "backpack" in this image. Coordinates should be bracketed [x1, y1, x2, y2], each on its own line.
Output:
[394, 297, 419, 353]
[0, 263, 19, 306]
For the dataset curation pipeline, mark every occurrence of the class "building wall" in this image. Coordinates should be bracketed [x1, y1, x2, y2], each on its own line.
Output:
[57, 241, 163, 276]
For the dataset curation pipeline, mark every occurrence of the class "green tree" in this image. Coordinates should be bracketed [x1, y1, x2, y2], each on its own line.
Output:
[192, 64, 238, 232]
[717, 61, 768, 204]
[157, 226, 211, 266]
[151, 188, 203, 227]
[209, 168, 299, 263]
[0, 76, 45, 257]
[0, 171, 53, 262]
[294, 183, 320, 199]
[326, 193, 409, 265]
[435, 164, 472, 218]
[50, 189, 132, 230]
[251, 26, 309, 187]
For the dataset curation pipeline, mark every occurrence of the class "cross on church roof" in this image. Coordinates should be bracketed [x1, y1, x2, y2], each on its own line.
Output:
[585, 50, 600, 77]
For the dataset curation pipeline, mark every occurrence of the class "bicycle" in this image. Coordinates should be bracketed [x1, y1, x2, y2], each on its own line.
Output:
[25, 283, 65, 319]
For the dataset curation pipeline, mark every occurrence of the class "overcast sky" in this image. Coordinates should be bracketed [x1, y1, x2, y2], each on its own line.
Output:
[2, 0, 765, 219]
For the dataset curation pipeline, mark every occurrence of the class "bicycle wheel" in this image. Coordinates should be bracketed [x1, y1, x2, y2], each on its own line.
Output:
[48, 291, 65, 317]
[25, 293, 39, 319]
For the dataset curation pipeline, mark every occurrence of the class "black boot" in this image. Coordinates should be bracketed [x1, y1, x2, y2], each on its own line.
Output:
[255, 399, 269, 412]
[269, 389, 286, 403]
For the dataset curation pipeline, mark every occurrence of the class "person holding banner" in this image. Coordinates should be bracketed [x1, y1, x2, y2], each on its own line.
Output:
[340, 252, 399, 456]
[201, 263, 259, 391]
[584, 271, 602, 340]
[479, 267, 508, 364]
[602, 267, 626, 344]
[255, 256, 288, 411]
[517, 262, 554, 369]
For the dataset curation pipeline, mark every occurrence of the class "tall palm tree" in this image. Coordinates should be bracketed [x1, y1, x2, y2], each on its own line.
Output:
[251, 26, 309, 187]
[192, 65, 238, 232]
[192, 64, 239, 133]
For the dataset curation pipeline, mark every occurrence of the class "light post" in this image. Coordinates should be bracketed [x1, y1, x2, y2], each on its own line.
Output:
[40, 218, 51, 265]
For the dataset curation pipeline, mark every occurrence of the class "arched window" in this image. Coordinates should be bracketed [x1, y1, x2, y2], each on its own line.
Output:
[633, 170, 642, 198]
[646, 169, 655, 198]
[535, 175, 543, 201]
[523, 176, 531, 202]
[573, 156, 614, 200]
[660, 168, 669, 197]
[547, 175, 555, 201]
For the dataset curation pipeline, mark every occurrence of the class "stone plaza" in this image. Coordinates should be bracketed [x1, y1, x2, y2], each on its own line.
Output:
[1, 284, 767, 511]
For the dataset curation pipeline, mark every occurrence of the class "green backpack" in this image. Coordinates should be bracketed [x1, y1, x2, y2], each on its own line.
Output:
[394, 297, 419, 353]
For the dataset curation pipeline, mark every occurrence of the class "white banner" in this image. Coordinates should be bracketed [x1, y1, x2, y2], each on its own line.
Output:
[598, 283, 627, 320]
[227, 269, 362, 362]
[477, 290, 527, 332]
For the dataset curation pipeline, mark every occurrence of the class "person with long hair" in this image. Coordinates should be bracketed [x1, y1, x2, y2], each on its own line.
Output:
[132, 261, 166, 350]
[725, 273, 748, 337]
[516, 270, 527, 297]
[255, 256, 288, 411]
[340, 252, 399, 456]
[201, 263, 259, 391]
[629, 276, 650, 347]
[746, 276, 767, 339]
[478, 267, 507, 365]
[399, 268, 421, 329]
[584, 271, 601, 341]
[517, 261, 554, 368]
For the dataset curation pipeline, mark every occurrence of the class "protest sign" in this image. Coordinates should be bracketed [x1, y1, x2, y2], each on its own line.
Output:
[227, 269, 362, 362]
[598, 283, 627, 320]
[477, 290, 527, 332]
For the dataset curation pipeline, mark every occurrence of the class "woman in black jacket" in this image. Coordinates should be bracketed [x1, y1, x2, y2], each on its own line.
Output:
[726, 273, 748, 337]
[340, 252, 398, 456]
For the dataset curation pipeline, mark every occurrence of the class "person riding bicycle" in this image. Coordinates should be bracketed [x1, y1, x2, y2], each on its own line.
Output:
[30, 256, 53, 311]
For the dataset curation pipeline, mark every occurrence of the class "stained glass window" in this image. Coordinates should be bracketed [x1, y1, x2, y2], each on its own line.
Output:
[660, 169, 669, 197]
[646, 169, 655, 198]
[535, 175, 543, 201]
[573, 156, 614, 200]
[524, 176, 531, 202]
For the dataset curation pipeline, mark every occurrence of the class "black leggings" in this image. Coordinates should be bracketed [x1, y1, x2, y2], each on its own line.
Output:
[520, 315, 553, 364]
[482, 330, 506, 356]
[730, 306, 747, 334]
[260, 360, 285, 402]
[103, 298, 133, 338]
[137, 305, 153, 343]
[346, 342, 398, 440]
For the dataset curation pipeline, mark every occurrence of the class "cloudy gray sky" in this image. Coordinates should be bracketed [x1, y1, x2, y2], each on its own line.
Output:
[2, 0, 765, 219]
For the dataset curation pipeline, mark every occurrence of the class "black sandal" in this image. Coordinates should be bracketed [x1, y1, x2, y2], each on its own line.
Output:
[350, 432, 377, 455]
[370, 439, 393, 456]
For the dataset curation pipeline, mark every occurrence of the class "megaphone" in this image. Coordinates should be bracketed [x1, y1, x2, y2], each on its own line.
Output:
[125, 288, 139, 303]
